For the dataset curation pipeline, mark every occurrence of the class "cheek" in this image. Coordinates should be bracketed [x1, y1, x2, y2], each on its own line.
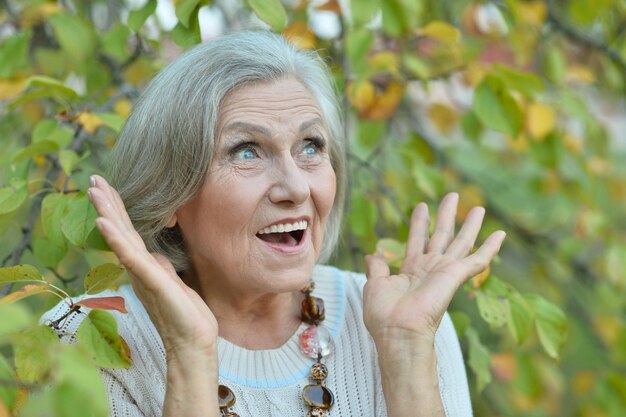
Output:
[313, 167, 337, 222]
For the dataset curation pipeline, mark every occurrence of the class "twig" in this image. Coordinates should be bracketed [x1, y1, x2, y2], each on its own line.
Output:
[547, 0, 626, 75]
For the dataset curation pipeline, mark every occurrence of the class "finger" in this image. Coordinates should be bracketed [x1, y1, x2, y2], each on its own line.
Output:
[90, 175, 135, 232]
[445, 206, 485, 259]
[404, 203, 430, 258]
[426, 192, 459, 254]
[461, 230, 506, 279]
[88, 187, 140, 248]
[365, 254, 391, 282]
[96, 217, 162, 291]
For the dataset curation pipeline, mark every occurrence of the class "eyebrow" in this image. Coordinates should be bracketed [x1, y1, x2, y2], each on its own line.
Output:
[222, 118, 324, 136]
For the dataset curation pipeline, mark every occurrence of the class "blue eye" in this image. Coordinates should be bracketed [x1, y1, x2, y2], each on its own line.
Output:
[240, 148, 256, 159]
[303, 143, 317, 155]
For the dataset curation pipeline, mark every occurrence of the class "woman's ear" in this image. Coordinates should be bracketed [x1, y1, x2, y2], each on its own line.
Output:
[166, 213, 177, 228]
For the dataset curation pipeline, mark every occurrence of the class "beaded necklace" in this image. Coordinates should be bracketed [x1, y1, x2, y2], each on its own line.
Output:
[217, 282, 335, 417]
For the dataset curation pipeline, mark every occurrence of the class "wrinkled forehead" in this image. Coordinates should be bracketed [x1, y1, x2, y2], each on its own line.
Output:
[216, 78, 327, 140]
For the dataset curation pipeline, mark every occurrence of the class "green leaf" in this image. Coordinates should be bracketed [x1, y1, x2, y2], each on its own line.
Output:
[507, 291, 534, 344]
[0, 31, 30, 78]
[14, 325, 59, 383]
[526, 294, 568, 359]
[41, 192, 69, 250]
[102, 23, 131, 62]
[61, 192, 98, 248]
[246, 0, 287, 31]
[492, 64, 544, 97]
[460, 111, 483, 142]
[33, 236, 67, 268]
[84, 263, 125, 295]
[59, 150, 80, 176]
[0, 264, 43, 285]
[54, 346, 108, 417]
[26, 75, 79, 99]
[128, 0, 157, 32]
[172, 15, 201, 48]
[0, 303, 31, 338]
[348, 194, 378, 239]
[0, 181, 27, 214]
[473, 75, 522, 136]
[11, 139, 60, 164]
[0, 352, 17, 409]
[475, 275, 510, 328]
[77, 310, 132, 368]
[346, 29, 374, 73]
[449, 311, 470, 338]
[97, 113, 126, 133]
[402, 52, 430, 79]
[48, 13, 96, 61]
[175, 0, 201, 28]
[32, 119, 74, 148]
[351, 0, 379, 27]
[466, 327, 492, 391]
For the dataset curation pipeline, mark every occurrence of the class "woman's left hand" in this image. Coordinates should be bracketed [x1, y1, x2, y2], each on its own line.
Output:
[363, 192, 506, 350]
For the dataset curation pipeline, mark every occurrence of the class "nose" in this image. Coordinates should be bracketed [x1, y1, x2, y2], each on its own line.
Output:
[267, 152, 310, 206]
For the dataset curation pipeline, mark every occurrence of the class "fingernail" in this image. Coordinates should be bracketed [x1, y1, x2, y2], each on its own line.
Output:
[87, 189, 92, 201]
[90, 175, 96, 187]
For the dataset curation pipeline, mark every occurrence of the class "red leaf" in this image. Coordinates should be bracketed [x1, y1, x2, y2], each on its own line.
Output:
[77, 296, 128, 313]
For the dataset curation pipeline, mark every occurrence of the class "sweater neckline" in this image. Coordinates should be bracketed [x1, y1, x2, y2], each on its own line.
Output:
[216, 265, 345, 388]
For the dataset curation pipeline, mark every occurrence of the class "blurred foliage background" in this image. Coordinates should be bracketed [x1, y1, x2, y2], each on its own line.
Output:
[0, 0, 625, 416]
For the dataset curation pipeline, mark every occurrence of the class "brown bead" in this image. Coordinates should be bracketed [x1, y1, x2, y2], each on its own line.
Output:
[221, 412, 240, 417]
[301, 296, 325, 325]
[307, 408, 328, 417]
[302, 384, 334, 409]
[218, 385, 236, 408]
[310, 362, 328, 381]
[300, 281, 315, 294]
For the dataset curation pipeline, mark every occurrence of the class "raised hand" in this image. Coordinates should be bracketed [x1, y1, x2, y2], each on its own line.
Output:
[87, 175, 218, 353]
[363, 192, 506, 348]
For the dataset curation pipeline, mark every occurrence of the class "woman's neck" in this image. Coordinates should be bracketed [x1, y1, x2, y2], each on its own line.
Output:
[182, 267, 304, 350]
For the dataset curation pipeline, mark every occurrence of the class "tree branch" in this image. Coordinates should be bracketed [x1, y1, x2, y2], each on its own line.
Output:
[547, 0, 626, 76]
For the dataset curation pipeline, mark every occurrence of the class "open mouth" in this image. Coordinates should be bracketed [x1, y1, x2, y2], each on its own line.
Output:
[256, 220, 308, 250]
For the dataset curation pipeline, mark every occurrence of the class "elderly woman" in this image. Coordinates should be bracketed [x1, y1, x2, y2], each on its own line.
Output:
[46, 31, 505, 417]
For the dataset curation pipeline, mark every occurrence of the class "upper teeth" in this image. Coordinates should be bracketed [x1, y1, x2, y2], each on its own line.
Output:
[258, 220, 308, 234]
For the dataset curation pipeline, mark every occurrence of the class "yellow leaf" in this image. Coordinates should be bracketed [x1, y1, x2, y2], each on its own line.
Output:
[471, 265, 490, 288]
[428, 103, 459, 134]
[283, 21, 317, 50]
[457, 184, 485, 220]
[566, 66, 595, 84]
[563, 131, 583, 154]
[363, 81, 404, 121]
[586, 157, 611, 176]
[20, 3, 62, 28]
[516, 0, 547, 27]
[0, 78, 27, 101]
[418, 21, 461, 44]
[572, 370, 596, 394]
[114, 99, 132, 118]
[0, 284, 49, 304]
[368, 51, 400, 75]
[526, 102, 555, 139]
[490, 351, 517, 382]
[77, 112, 103, 134]
[347, 80, 376, 114]
[507, 134, 529, 152]
[592, 314, 622, 346]
[462, 62, 487, 87]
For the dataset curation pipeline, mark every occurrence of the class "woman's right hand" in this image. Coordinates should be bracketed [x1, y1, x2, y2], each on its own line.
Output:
[87, 175, 218, 354]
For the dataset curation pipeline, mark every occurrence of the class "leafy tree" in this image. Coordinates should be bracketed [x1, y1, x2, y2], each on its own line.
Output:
[1, 0, 624, 416]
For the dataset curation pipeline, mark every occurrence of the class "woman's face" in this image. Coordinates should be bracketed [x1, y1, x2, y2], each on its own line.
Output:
[175, 78, 337, 296]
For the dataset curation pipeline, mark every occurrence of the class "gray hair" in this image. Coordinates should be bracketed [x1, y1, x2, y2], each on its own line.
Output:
[108, 30, 346, 273]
